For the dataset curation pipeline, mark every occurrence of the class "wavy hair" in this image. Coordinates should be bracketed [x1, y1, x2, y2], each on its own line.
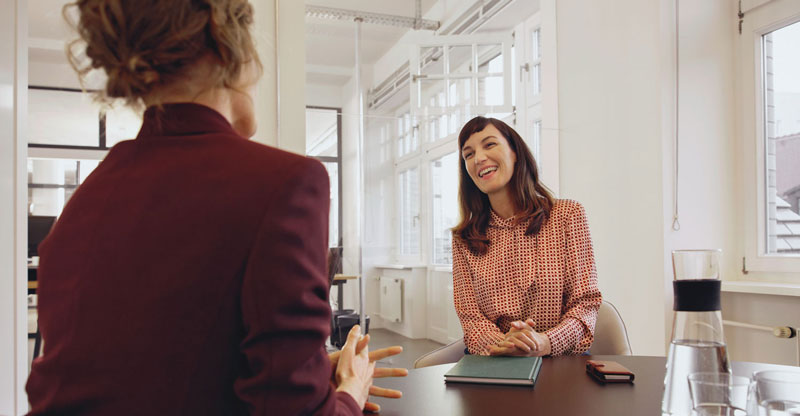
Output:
[64, 0, 261, 106]
[452, 117, 554, 255]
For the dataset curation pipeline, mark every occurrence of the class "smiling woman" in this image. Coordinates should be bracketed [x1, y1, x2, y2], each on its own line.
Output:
[452, 116, 602, 357]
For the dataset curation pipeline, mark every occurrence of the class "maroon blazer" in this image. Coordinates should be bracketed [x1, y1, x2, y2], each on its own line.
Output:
[26, 104, 360, 415]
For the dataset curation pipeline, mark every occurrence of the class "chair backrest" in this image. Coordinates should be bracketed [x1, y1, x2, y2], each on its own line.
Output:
[327, 247, 342, 284]
[413, 338, 466, 369]
[592, 300, 632, 355]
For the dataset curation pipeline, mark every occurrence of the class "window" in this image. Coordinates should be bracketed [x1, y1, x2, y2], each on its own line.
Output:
[762, 21, 800, 255]
[26, 87, 139, 219]
[396, 112, 418, 158]
[531, 28, 542, 97]
[410, 34, 514, 120]
[431, 151, 459, 265]
[28, 86, 141, 150]
[305, 106, 342, 248]
[28, 158, 100, 216]
[515, 11, 559, 194]
[739, 0, 800, 272]
[397, 166, 420, 258]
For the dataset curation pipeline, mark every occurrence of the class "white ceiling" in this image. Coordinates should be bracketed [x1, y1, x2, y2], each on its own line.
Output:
[27, 0, 540, 91]
[305, 0, 439, 86]
[305, 0, 541, 88]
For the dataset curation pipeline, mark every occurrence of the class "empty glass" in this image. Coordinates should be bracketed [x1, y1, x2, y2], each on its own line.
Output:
[751, 370, 800, 416]
[688, 372, 749, 416]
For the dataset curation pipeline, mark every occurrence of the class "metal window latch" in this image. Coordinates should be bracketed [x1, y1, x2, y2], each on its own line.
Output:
[520, 63, 530, 82]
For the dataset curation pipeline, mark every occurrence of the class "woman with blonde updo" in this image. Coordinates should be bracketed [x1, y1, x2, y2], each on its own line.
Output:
[25, 1, 405, 414]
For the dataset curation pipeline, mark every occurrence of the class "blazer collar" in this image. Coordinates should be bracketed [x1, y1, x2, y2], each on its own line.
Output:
[136, 103, 239, 139]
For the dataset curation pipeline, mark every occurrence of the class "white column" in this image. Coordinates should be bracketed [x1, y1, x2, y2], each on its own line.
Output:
[251, 0, 306, 155]
[0, 0, 29, 413]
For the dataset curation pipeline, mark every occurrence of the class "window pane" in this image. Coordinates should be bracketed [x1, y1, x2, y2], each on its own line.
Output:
[399, 167, 420, 257]
[431, 152, 459, 264]
[532, 29, 541, 60]
[447, 45, 473, 74]
[449, 78, 471, 107]
[28, 89, 101, 147]
[306, 108, 339, 157]
[763, 20, 800, 255]
[27, 158, 100, 216]
[477, 44, 502, 74]
[420, 46, 445, 76]
[105, 103, 142, 148]
[478, 76, 504, 106]
[322, 161, 340, 248]
[531, 119, 542, 162]
[419, 79, 447, 109]
[532, 63, 541, 96]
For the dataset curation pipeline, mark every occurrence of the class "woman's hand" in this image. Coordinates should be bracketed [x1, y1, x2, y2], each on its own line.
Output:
[488, 319, 551, 357]
[334, 325, 375, 409]
[329, 329, 408, 412]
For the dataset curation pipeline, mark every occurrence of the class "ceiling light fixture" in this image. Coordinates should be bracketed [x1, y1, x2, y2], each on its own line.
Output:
[305, 5, 440, 31]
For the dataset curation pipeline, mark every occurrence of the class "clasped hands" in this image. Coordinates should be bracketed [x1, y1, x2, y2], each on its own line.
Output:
[488, 318, 552, 357]
[329, 325, 409, 412]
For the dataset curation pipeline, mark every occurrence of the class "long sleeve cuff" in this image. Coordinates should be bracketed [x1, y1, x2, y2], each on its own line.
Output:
[333, 391, 362, 416]
[543, 317, 590, 356]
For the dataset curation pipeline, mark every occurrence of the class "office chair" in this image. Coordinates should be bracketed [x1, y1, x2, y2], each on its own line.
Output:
[592, 299, 632, 355]
[327, 247, 370, 349]
[413, 300, 632, 368]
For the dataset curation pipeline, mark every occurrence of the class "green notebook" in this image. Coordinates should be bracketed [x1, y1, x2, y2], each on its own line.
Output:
[444, 355, 542, 387]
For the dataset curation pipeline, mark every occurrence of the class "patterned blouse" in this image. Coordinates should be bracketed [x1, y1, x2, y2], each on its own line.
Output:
[453, 199, 602, 356]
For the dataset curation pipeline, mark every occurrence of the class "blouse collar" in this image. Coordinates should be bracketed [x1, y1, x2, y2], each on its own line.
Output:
[489, 209, 518, 228]
[136, 103, 240, 139]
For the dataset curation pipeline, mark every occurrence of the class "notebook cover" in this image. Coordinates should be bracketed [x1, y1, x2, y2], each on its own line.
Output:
[444, 355, 542, 386]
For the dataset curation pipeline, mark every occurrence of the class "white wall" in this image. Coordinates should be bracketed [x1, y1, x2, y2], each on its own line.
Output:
[252, 0, 306, 154]
[555, 0, 670, 356]
[1, 0, 28, 413]
[556, 0, 800, 364]
[306, 84, 343, 109]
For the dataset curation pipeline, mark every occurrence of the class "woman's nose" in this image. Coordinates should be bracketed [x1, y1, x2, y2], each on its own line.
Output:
[474, 150, 487, 164]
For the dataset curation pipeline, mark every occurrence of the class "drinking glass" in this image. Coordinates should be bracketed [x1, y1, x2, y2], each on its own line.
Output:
[687, 372, 749, 416]
[751, 370, 800, 416]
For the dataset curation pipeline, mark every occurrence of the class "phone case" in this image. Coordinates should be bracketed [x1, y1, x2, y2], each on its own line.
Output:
[585, 360, 635, 384]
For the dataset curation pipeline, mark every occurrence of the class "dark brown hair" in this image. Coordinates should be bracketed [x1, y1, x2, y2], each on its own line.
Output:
[452, 116, 554, 255]
[64, 0, 261, 106]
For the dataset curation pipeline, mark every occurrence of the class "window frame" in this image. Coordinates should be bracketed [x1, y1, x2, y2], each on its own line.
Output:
[306, 105, 343, 248]
[27, 86, 110, 151]
[426, 138, 459, 266]
[409, 34, 514, 118]
[739, 0, 800, 273]
[395, 157, 423, 264]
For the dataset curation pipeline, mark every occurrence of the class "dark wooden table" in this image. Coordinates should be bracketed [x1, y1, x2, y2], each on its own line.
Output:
[369, 355, 795, 415]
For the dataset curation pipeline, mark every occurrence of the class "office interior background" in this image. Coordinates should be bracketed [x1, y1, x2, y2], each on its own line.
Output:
[2, 0, 800, 413]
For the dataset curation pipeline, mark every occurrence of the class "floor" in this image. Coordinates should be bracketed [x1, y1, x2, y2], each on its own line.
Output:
[367, 328, 445, 370]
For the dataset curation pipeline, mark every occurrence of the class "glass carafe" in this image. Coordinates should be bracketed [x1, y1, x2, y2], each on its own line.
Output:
[662, 249, 730, 416]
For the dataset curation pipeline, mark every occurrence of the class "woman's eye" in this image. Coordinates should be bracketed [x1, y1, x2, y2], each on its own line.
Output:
[463, 153, 473, 159]
[486, 142, 496, 148]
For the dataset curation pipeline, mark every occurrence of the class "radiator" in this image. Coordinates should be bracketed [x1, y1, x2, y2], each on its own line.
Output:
[379, 277, 403, 323]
